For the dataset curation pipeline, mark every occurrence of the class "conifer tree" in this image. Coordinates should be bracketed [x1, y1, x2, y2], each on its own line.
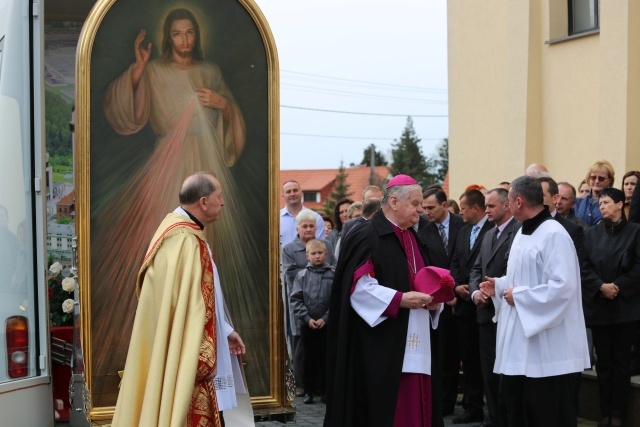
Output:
[433, 138, 449, 184]
[390, 117, 435, 187]
[324, 160, 353, 214]
[360, 144, 388, 166]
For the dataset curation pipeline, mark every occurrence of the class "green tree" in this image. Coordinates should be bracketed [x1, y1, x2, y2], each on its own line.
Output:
[390, 117, 435, 187]
[45, 90, 73, 157]
[323, 161, 353, 214]
[56, 216, 72, 225]
[359, 144, 388, 166]
[432, 138, 448, 184]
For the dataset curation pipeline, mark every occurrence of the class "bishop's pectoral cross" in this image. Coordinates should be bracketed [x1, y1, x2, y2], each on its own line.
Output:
[407, 333, 420, 350]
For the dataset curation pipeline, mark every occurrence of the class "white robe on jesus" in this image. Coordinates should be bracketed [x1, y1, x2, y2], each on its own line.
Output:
[91, 57, 250, 388]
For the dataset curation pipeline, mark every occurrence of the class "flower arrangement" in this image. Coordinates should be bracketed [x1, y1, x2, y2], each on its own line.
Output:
[48, 262, 75, 327]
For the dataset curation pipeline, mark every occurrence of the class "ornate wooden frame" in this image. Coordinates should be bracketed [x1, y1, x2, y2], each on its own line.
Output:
[75, 0, 284, 419]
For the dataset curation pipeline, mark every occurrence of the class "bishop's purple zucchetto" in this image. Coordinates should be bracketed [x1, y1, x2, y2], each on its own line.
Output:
[385, 174, 418, 189]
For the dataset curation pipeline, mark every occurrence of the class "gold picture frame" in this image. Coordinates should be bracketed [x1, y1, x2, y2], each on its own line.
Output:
[75, 0, 284, 419]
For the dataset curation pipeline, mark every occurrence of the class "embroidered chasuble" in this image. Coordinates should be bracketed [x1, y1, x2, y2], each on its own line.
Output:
[112, 213, 221, 427]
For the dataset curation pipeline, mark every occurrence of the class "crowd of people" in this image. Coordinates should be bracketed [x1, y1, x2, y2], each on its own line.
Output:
[279, 160, 640, 427]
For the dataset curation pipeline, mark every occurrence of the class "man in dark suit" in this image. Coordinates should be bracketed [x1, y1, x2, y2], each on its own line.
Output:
[449, 189, 495, 424]
[418, 187, 464, 416]
[539, 178, 586, 270]
[556, 181, 588, 230]
[469, 188, 520, 427]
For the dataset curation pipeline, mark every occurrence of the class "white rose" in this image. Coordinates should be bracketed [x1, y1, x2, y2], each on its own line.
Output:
[62, 277, 75, 293]
[49, 262, 63, 275]
[62, 299, 75, 314]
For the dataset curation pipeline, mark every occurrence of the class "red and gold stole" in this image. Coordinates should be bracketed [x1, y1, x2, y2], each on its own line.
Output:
[188, 239, 221, 427]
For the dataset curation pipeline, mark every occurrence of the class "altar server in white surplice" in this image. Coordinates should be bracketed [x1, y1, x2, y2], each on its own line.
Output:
[481, 175, 590, 427]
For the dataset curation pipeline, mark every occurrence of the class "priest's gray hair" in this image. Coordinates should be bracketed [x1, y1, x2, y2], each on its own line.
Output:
[179, 171, 217, 204]
[295, 210, 317, 225]
[510, 176, 543, 207]
[382, 184, 423, 206]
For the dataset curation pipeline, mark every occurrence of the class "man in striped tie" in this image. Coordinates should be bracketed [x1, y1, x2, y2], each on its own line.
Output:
[449, 189, 495, 424]
[418, 187, 465, 416]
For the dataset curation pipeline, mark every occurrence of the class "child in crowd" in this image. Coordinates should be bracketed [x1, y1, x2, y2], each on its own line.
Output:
[290, 239, 335, 404]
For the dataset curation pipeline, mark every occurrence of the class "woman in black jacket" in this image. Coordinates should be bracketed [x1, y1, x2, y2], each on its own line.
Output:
[583, 187, 640, 427]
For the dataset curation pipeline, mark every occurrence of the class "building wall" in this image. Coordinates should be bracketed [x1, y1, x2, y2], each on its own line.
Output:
[47, 234, 73, 262]
[448, 0, 640, 199]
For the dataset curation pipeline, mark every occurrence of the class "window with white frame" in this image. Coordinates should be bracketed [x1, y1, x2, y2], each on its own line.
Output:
[303, 192, 320, 203]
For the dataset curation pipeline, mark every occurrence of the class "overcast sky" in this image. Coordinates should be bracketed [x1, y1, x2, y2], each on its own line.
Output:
[258, 0, 449, 170]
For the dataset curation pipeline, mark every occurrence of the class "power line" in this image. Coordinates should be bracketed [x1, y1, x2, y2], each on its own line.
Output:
[282, 83, 448, 104]
[282, 69, 448, 94]
[281, 105, 448, 118]
[282, 132, 447, 141]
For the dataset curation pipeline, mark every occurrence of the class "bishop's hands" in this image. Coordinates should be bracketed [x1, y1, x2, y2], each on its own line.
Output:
[228, 331, 246, 355]
[401, 291, 434, 310]
[132, 28, 152, 89]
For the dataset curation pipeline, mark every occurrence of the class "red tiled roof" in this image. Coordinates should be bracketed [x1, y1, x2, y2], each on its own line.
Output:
[57, 190, 75, 206]
[280, 166, 392, 210]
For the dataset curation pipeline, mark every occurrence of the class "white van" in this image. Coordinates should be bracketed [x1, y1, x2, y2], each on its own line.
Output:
[0, 0, 54, 425]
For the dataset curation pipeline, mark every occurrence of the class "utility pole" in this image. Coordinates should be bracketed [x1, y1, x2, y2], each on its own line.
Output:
[369, 145, 375, 185]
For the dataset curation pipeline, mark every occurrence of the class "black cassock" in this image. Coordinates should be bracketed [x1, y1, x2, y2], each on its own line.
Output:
[324, 210, 444, 427]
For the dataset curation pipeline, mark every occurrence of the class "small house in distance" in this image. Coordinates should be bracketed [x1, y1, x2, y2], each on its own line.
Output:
[279, 165, 392, 211]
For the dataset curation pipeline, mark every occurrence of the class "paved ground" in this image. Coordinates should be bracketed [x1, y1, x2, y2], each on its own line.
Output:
[56, 394, 599, 426]
[254, 395, 599, 426]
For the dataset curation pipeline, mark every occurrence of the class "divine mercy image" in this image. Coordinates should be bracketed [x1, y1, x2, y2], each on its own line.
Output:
[87, 3, 270, 406]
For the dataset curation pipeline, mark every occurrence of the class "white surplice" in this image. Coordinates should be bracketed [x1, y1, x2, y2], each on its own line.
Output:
[351, 274, 442, 375]
[491, 219, 590, 378]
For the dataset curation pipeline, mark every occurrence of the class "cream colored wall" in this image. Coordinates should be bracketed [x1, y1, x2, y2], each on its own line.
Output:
[540, 17, 600, 187]
[448, 0, 640, 200]
[623, 1, 640, 174]
[448, 0, 509, 199]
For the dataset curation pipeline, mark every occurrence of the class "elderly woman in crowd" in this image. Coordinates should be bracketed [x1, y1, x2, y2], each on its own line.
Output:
[326, 198, 353, 253]
[282, 210, 336, 396]
[582, 187, 640, 427]
[621, 171, 640, 220]
[284, 211, 337, 287]
[575, 160, 616, 226]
